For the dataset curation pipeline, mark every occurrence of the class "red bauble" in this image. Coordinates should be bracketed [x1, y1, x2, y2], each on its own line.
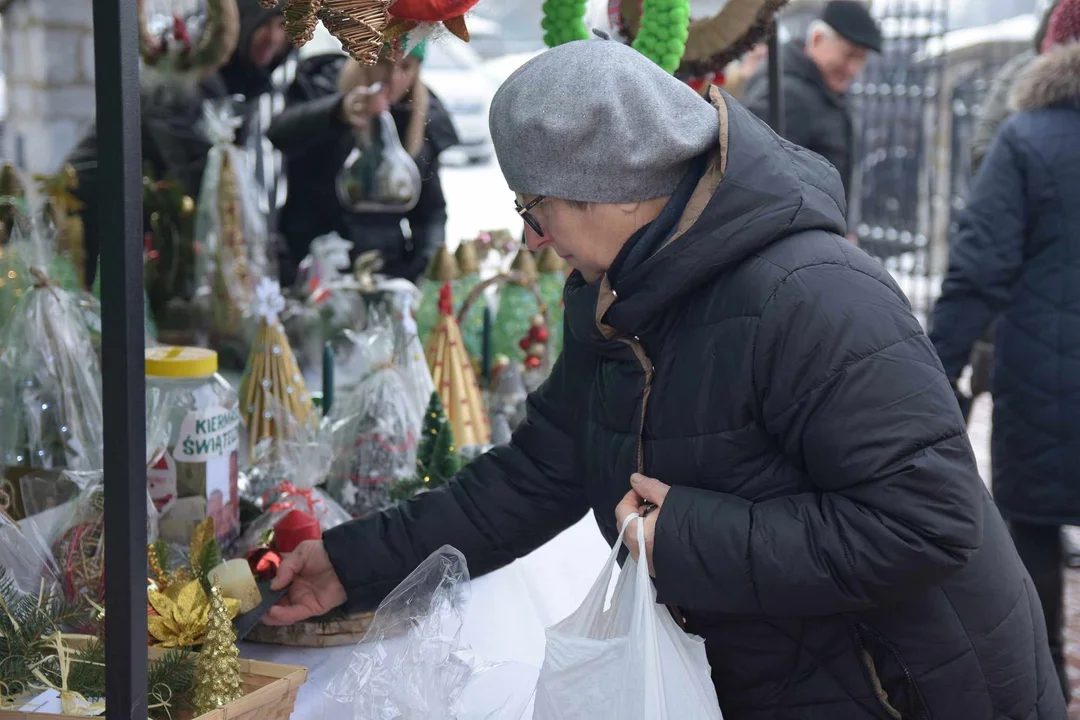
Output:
[246, 546, 283, 581]
[388, 0, 480, 22]
[525, 356, 541, 369]
[272, 510, 322, 554]
[533, 327, 549, 343]
[518, 337, 532, 351]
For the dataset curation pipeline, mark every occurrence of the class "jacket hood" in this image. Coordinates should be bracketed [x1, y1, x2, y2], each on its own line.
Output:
[217, 0, 289, 97]
[1013, 40, 1080, 111]
[566, 87, 847, 342]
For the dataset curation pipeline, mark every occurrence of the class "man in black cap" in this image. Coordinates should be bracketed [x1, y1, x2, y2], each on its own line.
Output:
[744, 0, 882, 209]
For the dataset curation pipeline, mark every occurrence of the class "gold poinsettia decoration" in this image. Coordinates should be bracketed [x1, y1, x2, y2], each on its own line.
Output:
[148, 580, 240, 648]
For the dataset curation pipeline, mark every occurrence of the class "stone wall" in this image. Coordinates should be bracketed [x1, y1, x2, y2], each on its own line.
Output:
[2, 0, 96, 175]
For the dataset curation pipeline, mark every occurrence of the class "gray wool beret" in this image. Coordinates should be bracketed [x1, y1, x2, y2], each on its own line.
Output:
[489, 39, 721, 203]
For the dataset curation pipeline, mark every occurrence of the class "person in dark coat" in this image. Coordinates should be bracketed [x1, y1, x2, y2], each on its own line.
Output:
[266, 39, 1064, 718]
[267, 42, 458, 287]
[961, 0, 1062, 420]
[930, 25, 1080, 704]
[66, 0, 290, 286]
[743, 0, 881, 207]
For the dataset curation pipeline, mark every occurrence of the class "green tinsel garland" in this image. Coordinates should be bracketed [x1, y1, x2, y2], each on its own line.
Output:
[632, 0, 692, 74]
[541, 0, 590, 48]
[541, 0, 691, 76]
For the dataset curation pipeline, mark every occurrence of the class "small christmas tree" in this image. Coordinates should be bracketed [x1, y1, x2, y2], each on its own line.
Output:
[391, 391, 461, 500]
[191, 584, 244, 715]
[426, 283, 490, 448]
[238, 278, 316, 457]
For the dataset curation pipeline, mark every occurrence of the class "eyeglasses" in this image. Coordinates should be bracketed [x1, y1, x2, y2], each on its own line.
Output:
[515, 195, 546, 238]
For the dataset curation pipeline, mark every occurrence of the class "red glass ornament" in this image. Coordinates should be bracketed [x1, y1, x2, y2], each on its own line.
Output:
[388, 0, 480, 22]
[272, 509, 322, 554]
[533, 327, 549, 343]
[518, 336, 532, 351]
[525, 356, 541, 369]
[246, 546, 283, 581]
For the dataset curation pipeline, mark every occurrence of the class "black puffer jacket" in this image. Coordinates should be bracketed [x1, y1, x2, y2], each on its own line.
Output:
[67, 0, 288, 285]
[267, 54, 458, 286]
[323, 89, 1063, 718]
[742, 42, 855, 202]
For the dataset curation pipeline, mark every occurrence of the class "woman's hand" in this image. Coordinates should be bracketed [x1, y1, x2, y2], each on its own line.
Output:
[263, 540, 348, 625]
[340, 84, 387, 130]
[614, 473, 671, 577]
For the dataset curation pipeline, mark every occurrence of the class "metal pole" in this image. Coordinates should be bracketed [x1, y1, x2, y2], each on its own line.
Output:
[93, 0, 148, 716]
[768, 23, 785, 136]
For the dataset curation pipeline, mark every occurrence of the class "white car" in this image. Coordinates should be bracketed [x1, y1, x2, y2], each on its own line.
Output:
[422, 39, 497, 164]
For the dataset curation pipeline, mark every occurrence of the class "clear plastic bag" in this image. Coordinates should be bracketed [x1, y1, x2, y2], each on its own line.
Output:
[322, 545, 537, 720]
[0, 224, 104, 481]
[325, 322, 419, 517]
[392, 293, 435, 431]
[193, 97, 268, 365]
[234, 396, 352, 556]
[336, 102, 422, 214]
[20, 471, 105, 619]
[0, 505, 61, 597]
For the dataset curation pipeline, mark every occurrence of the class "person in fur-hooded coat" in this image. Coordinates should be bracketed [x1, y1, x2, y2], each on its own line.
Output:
[931, 37, 1080, 703]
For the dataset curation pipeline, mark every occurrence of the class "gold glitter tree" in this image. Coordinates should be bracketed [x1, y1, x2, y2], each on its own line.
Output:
[191, 585, 244, 715]
[239, 278, 316, 457]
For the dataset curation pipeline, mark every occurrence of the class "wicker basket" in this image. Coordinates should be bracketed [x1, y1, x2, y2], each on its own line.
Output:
[0, 636, 307, 720]
[244, 610, 376, 648]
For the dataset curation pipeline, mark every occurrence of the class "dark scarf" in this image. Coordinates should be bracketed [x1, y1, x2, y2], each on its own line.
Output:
[607, 153, 708, 294]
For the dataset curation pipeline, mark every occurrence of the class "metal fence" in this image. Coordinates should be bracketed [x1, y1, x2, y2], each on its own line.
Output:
[847, 1, 1032, 326]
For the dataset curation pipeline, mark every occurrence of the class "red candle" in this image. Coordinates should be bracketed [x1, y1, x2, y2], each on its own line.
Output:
[272, 510, 322, 554]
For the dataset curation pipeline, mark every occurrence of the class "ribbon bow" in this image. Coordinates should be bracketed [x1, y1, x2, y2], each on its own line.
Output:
[264, 481, 322, 515]
[29, 632, 106, 716]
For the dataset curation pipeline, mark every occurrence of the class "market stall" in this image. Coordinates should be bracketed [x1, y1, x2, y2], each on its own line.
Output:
[0, 0, 789, 716]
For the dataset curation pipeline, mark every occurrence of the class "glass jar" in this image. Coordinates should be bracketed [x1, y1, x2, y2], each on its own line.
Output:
[145, 346, 240, 547]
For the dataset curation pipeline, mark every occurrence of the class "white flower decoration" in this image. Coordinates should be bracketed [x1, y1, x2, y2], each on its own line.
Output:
[254, 277, 286, 324]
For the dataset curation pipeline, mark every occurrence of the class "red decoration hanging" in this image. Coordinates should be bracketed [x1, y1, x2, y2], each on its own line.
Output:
[388, 0, 480, 23]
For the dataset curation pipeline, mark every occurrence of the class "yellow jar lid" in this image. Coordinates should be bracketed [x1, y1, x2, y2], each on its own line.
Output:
[145, 346, 218, 378]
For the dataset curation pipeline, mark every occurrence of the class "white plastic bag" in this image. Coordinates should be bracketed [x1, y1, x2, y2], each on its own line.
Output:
[533, 514, 723, 720]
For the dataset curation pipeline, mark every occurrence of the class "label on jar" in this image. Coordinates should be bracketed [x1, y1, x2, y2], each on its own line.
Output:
[174, 407, 241, 461]
[171, 406, 241, 543]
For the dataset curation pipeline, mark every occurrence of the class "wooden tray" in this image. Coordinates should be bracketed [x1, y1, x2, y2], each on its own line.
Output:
[244, 611, 376, 648]
[0, 636, 307, 720]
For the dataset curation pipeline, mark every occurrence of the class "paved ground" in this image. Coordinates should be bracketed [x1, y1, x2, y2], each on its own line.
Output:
[967, 396, 1080, 714]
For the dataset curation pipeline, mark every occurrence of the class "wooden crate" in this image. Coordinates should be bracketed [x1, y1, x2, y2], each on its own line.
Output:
[245, 611, 376, 648]
[0, 637, 307, 720]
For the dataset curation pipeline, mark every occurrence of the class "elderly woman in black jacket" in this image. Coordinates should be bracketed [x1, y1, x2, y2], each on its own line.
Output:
[264, 39, 1064, 719]
[268, 42, 458, 287]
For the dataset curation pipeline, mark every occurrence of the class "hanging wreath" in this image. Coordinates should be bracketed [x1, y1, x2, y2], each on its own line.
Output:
[137, 0, 240, 79]
[622, 0, 790, 78]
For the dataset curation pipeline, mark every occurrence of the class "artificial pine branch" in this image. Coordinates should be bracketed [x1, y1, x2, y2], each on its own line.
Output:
[66, 637, 197, 719]
[0, 568, 85, 703]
